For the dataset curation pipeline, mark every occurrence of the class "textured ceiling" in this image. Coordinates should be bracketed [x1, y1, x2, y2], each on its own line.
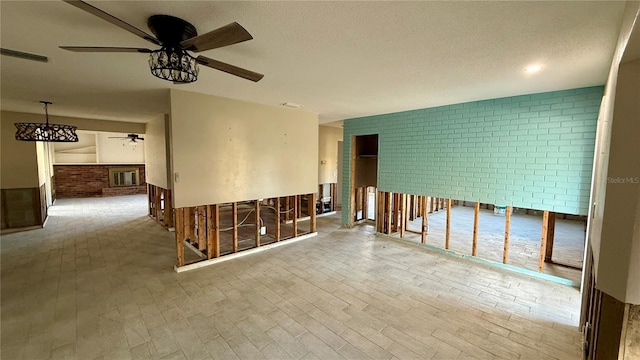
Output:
[0, 1, 626, 124]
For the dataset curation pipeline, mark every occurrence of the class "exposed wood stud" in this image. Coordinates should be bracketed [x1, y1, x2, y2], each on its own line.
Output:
[292, 195, 298, 236]
[430, 196, 435, 213]
[376, 191, 383, 232]
[232, 202, 238, 253]
[183, 207, 192, 244]
[544, 212, 556, 262]
[399, 194, 406, 238]
[255, 200, 261, 247]
[503, 206, 512, 264]
[421, 195, 427, 244]
[197, 205, 206, 251]
[539, 210, 550, 272]
[472, 202, 479, 256]
[309, 193, 317, 232]
[188, 207, 196, 245]
[362, 187, 368, 220]
[174, 207, 185, 267]
[384, 192, 393, 235]
[205, 205, 215, 259]
[275, 197, 281, 241]
[446, 199, 452, 250]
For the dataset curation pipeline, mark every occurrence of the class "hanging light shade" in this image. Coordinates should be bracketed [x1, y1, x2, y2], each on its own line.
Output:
[15, 101, 79, 142]
[149, 47, 199, 83]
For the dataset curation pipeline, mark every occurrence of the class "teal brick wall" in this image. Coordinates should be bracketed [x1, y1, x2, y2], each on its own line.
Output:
[342, 86, 602, 224]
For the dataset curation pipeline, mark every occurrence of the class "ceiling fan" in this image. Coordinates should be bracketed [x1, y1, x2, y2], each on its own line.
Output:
[59, 0, 263, 83]
[1, 48, 48, 63]
[109, 133, 145, 144]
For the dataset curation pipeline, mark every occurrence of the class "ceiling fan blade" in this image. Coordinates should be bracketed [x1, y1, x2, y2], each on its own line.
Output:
[60, 46, 152, 53]
[63, 0, 160, 46]
[1, 48, 48, 62]
[196, 56, 264, 82]
[181, 22, 253, 52]
[137, 137, 145, 141]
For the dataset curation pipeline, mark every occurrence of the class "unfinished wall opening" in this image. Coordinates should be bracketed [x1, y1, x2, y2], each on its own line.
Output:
[174, 193, 318, 269]
[382, 192, 586, 284]
[351, 134, 378, 225]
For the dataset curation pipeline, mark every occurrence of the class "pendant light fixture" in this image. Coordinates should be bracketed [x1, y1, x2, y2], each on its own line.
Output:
[15, 101, 79, 142]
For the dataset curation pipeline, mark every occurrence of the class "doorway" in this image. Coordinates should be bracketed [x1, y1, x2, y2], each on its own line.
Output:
[350, 134, 378, 225]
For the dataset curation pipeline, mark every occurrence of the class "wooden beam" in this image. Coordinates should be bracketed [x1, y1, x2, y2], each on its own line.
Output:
[472, 202, 479, 256]
[544, 212, 556, 262]
[421, 196, 427, 244]
[275, 197, 281, 241]
[292, 195, 298, 236]
[385, 192, 392, 235]
[539, 210, 550, 272]
[162, 189, 172, 227]
[362, 187, 368, 220]
[309, 193, 317, 233]
[430, 196, 434, 214]
[206, 204, 219, 259]
[174, 207, 185, 267]
[503, 206, 512, 264]
[255, 200, 261, 247]
[392, 193, 400, 232]
[197, 205, 206, 251]
[399, 194, 406, 238]
[232, 202, 238, 253]
[446, 199, 452, 250]
[376, 191, 383, 232]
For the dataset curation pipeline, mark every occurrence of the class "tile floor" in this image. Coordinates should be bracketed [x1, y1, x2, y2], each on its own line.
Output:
[1, 195, 583, 359]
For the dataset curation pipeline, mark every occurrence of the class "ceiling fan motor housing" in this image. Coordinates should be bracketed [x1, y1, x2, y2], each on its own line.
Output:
[147, 15, 198, 48]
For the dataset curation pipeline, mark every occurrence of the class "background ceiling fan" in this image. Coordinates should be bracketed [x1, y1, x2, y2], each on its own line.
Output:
[60, 0, 263, 83]
[109, 133, 145, 143]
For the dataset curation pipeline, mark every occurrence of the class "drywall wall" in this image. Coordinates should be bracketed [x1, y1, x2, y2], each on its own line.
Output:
[144, 115, 171, 190]
[342, 86, 602, 224]
[0, 111, 40, 188]
[96, 132, 145, 163]
[170, 89, 318, 208]
[599, 58, 640, 304]
[587, 1, 640, 305]
[318, 125, 343, 184]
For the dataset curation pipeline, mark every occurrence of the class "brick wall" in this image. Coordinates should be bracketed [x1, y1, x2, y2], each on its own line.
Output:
[342, 86, 602, 223]
[53, 164, 146, 198]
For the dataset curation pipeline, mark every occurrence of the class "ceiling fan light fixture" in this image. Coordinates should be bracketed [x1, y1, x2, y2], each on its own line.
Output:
[15, 101, 79, 142]
[149, 47, 199, 83]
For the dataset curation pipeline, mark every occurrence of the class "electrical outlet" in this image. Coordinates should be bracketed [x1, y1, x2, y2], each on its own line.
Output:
[260, 226, 266, 235]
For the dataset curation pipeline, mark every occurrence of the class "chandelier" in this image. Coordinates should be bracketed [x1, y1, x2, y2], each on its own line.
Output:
[15, 101, 79, 142]
[149, 47, 199, 83]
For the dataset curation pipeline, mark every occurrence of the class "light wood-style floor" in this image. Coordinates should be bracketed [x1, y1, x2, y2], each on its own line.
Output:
[1, 195, 583, 359]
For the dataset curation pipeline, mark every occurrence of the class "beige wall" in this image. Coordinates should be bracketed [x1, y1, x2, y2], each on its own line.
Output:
[588, 2, 640, 304]
[0, 111, 40, 188]
[144, 115, 171, 190]
[170, 89, 318, 208]
[599, 58, 640, 304]
[318, 125, 343, 184]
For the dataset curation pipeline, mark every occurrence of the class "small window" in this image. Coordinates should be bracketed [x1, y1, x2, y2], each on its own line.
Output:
[108, 168, 140, 187]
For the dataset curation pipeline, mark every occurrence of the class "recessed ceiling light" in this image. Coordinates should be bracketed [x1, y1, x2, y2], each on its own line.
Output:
[281, 102, 303, 108]
[525, 65, 543, 73]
